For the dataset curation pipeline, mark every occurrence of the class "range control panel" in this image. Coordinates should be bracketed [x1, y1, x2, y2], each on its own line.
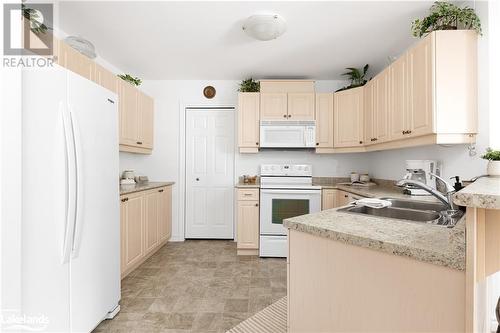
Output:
[260, 164, 312, 177]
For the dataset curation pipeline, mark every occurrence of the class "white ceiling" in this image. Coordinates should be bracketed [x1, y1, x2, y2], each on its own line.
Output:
[58, 1, 434, 80]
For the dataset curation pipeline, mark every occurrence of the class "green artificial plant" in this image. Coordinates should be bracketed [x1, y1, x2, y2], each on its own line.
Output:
[481, 148, 500, 161]
[411, 1, 482, 38]
[118, 74, 142, 86]
[336, 64, 369, 92]
[238, 78, 260, 92]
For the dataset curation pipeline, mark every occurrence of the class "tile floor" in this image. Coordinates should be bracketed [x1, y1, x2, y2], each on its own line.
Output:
[93, 240, 287, 333]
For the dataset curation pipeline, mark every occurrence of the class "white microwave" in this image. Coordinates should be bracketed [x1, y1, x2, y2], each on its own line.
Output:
[260, 121, 316, 148]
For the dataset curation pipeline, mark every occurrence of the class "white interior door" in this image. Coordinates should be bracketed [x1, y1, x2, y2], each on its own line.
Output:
[185, 108, 235, 239]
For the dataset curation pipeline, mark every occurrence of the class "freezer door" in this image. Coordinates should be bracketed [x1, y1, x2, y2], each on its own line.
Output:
[21, 67, 71, 332]
[67, 72, 120, 333]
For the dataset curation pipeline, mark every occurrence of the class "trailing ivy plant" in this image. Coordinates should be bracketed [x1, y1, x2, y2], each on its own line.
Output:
[118, 74, 142, 86]
[336, 64, 369, 92]
[411, 1, 482, 38]
[481, 148, 500, 161]
[22, 3, 50, 35]
[238, 78, 260, 92]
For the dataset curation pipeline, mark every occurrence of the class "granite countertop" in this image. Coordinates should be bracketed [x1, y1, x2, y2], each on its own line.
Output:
[453, 176, 500, 209]
[284, 208, 465, 271]
[235, 181, 260, 188]
[120, 182, 175, 195]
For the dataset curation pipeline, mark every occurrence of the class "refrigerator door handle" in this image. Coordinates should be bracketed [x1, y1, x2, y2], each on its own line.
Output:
[70, 108, 85, 258]
[61, 102, 77, 264]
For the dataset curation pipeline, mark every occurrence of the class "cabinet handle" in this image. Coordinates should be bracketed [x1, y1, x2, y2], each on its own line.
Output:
[136, 141, 143, 145]
[283, 114, 287, 118]
[244, 193, 252, 196]
[288, 115, 292, 118]
[256, 142, 259, 145]
[408, 130, 412, 134]
[121, 197, 128, 202]
[316, 142, 319, 146]
[255, 203, 259, 207]
[359, 141, 363, 144]
[402, 130, 406, 135]
[344, 195, 348, 198]
[158, 189, 164, 193]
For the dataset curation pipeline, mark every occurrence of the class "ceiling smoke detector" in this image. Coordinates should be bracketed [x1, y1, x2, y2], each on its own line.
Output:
[242, 14, 287, 41]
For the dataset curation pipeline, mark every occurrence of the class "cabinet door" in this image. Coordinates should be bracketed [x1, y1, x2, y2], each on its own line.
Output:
[58, 41, 94, 80]
[144, 191, 159, 255]
[408, 35, 434, 137]
[322, 189, 338, 210]
[390, 54, 408, 140]
[238, 93, 260, 148]
[118, 80, 139, 147]
[158, 187, 172, 243]
[334, 87, 364, 147]
[288, 93, 315, 120]
[375, 68, 390, 143]
[364, 81, 375, 145]
[121, 194, 144, 274]
[337, 190, 351, 207]
[315, 93, 334, 148]
[260, 93, 288, 120]
[94, 63, 117, 93]
[138, 92, 154, 149]
[237, 201, 259, 250]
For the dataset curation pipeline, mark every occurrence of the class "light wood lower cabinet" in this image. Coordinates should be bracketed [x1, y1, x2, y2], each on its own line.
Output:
[236, 189, 259, 255]
[120, 185, 172, 278]
[321, 189, 338, 210]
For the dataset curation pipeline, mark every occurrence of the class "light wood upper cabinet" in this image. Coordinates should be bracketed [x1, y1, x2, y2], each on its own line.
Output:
[144, 190, 159, 255]
[120, 193, 144, 275]
[390, 54, 408, 140]
[315, 93, 334, 148]
[238, 93, 260, 150]
[93, 63, 117, 93]
[117, 80, 139, 147]
[288, 93, 315, 120]
[408, 34, 434, 137]
[322, 189, 338, 210]
[364, 81, 375, 145]
[334, 87, 364, 148]
[138, 92, 154, 149]
[374, 68, 390, 143]
[57, 40, 95, 80]
[260, 93, 288, 120]
[158, 187, 172, 243]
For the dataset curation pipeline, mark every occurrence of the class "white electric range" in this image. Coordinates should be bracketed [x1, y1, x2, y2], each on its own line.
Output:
[259, 164, 321, 257]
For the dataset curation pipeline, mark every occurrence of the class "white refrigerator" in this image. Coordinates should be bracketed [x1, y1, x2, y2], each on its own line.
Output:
[21, 66, 120, 332]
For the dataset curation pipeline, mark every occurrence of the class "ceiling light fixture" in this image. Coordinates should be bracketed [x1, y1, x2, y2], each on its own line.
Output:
[242, 14, 287, 41]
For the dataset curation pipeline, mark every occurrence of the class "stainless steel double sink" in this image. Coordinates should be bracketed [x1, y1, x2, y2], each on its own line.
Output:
[338, 197, 463, 227]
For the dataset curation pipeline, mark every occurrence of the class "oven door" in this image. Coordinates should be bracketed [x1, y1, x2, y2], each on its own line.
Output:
[260, 189, 321, 235]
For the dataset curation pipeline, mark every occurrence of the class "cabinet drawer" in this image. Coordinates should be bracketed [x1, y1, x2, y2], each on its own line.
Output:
[237, 189, 259, 201]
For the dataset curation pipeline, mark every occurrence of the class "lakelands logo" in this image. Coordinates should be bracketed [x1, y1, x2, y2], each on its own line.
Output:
[1, 310, 50, 331]
[3, 2, 54, 68]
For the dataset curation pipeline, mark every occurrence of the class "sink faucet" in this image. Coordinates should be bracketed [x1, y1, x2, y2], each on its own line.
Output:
[396, 173, 458, 211]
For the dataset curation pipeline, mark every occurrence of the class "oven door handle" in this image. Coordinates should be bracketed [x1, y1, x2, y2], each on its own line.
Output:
[260, 189, 321, 194]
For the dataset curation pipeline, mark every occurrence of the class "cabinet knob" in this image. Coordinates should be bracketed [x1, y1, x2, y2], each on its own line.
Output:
[283, 114, 287, 118]
[408, 130, 412, 134]
[359, 141, 363, 144]
[158, 189, 164, 193]
[402, 130, 406, 134]
[316, 142, 319, 146]
[344, 195, 348, 198]
[121, 197, 128, 202]
[255, 203, 259, 207]
[288, 115, 292, 118]
[256, 142, 259, 145]
[136, 141, 143, 145]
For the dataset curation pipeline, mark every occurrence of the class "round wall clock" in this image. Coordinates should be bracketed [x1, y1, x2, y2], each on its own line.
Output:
[203, 86, 216, 99]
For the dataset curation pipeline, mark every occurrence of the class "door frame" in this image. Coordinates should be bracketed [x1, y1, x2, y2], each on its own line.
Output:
[179, 104, 236, 241]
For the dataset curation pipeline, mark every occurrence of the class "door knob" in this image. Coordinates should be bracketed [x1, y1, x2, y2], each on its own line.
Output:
[196, 178, 200, 181]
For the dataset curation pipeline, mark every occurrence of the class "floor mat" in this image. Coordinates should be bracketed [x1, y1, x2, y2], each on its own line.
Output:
[226, 297, 287, 333]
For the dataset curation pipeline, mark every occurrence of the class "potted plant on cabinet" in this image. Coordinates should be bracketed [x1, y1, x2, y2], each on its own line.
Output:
[481, 148, 500, 176]
[336, 64, 369, 92]
[118, 74, 142, 86]
[411, 1, 482, 38]
[238, 78, 260, 92]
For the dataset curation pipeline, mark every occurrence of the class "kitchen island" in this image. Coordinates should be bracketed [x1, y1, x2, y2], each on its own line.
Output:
[284, 200, 466, 332]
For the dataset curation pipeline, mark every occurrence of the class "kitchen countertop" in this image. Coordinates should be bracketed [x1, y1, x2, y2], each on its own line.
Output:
[453, 176, 500, 209]
[120, 182, 175, 195]
[283, 181, 465, 271]
[234, 182, 260, 188]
